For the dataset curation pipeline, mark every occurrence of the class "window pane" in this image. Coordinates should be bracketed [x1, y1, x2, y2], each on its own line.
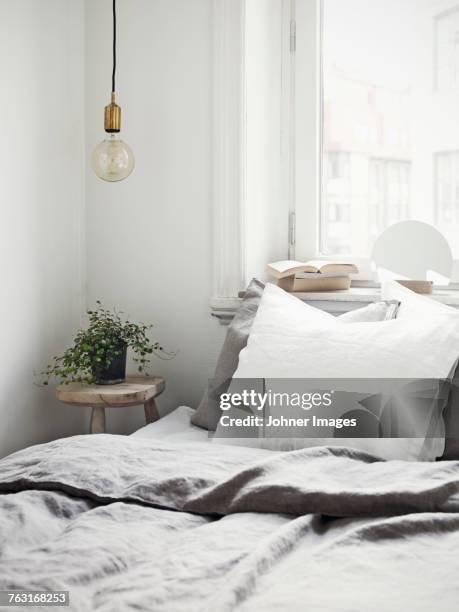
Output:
[321, 0, 459, 256]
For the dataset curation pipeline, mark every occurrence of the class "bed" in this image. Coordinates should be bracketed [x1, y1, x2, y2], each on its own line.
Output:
[132, 405, 211, 444]
[1, 280, 459, 611]
[1, 416, 459, 611]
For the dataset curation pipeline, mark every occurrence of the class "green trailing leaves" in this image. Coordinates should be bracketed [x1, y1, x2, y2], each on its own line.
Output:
[41, 303, 174, 385]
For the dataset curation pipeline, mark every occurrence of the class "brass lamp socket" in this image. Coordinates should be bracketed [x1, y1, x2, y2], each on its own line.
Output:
[104, 92, 121, 133]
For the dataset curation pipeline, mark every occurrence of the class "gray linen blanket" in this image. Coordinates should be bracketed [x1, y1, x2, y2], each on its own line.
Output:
[1, 434, 459, 611]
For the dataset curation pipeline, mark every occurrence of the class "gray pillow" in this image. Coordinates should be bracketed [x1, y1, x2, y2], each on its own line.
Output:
[192, 279, 265, 431]
[441, 359, 459, 459]
[192, 280, 400, 431]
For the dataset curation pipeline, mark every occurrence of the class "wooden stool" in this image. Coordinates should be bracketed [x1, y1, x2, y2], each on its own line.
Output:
[56, 376, 165, 434]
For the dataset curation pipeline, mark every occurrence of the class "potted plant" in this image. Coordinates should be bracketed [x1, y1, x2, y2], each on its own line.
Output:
[42, 302, 171, 386]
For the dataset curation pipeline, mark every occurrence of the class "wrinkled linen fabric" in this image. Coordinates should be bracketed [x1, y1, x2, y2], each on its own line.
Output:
[1, 434, 459, 611]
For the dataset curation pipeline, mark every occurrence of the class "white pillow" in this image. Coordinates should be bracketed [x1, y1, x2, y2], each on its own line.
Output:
[338, 300, 399, 322]
[382, 279, 454, 318]
[215, 282, 459, 460]
[211, 297, 396, 451]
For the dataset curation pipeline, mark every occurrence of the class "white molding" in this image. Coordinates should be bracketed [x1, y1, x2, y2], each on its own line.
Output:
[209, 296, 243, 325]
[210, 286, 459, 323]
[212, 0, 246, 299]
[294, 0, 321, 261]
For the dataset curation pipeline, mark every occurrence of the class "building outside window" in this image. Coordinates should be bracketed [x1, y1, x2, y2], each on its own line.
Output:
[320, 0, 459, 258]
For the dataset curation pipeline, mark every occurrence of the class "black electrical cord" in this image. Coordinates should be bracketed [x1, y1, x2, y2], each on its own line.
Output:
[112, 0, 116, 94]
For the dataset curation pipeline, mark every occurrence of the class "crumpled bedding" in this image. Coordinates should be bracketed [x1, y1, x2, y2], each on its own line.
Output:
[1, 434, 459, 611]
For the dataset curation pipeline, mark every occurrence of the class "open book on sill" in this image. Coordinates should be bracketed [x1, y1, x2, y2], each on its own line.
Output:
[277, 275, 352, 292]
[267, 260, 359, 279]
[267, 260, 359, 292]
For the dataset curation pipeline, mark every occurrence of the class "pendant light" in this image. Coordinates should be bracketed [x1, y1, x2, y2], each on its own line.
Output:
[92, 0, 135, 182]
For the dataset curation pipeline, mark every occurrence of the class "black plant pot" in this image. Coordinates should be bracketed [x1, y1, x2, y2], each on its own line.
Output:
[93, 345, 127, 385]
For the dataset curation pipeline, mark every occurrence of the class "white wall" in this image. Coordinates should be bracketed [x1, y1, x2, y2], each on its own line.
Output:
[0, 0, 228, 450]
[85, 0, 224, 433]
[0, 1, 86, 457]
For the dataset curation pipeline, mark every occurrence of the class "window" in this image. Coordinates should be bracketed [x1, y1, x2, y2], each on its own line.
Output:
[436, 151, 459, 225]
[212, 0, 459, 301]
[436, 7, 459, 93]
[321, 152, 352, 254]
[318, 0, 459, 257]
[369, 159, 410, 238]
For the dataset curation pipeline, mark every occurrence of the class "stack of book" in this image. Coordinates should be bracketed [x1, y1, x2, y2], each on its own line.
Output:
[267, 260, 359, 292]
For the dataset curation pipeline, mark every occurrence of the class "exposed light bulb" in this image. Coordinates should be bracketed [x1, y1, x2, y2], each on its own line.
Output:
[92, 133, 135, 182]
[92, 1, 134, 183]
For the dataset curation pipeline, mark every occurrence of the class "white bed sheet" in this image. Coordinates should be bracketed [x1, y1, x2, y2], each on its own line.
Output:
[132, 406, 210, 443]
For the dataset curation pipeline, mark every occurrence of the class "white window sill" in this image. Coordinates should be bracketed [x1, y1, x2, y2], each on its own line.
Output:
[210, 286, 459, 324]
